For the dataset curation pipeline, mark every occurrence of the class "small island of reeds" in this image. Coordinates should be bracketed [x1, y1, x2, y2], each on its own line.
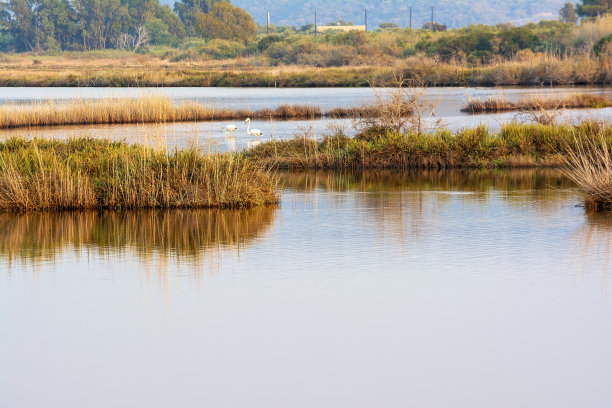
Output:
[461, 94, 612, 114]
[0, 138, 279, 211]
[0, 96, 413, 129]
[2, 121, 612, 212]
[246, 121, 612, 212]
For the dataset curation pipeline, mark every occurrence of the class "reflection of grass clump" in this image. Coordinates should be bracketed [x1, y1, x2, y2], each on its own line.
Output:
[0, 207, 276, 262]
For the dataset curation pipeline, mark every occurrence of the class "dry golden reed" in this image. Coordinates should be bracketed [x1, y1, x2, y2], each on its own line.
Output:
[1, 51, 611, 88]
[0, 137, 279, 211]
[0, 96, 412, 129]
[561, 132, 612, 211]
[461, 94, 612, 113]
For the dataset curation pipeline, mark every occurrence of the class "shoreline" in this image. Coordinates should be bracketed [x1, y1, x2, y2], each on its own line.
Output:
[0, 121, 609, 212]
[2, 56, 612, 88]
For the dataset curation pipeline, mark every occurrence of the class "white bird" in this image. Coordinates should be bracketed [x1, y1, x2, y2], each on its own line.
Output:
[223, 124, 238, 135]
[244, 118, 263, 137]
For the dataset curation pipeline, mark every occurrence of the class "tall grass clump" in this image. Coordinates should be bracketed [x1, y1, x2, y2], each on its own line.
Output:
[0, 138, 279, 211]
[0, 96, 414, 129]
[561, 131, 612, 211]
[246, 122, 612, 170]
[462, 94, 612, 113]
[0, 97, 320, 129]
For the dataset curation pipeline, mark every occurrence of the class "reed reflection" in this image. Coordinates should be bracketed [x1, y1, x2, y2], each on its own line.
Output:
[579, 212, 612, 277]
[281, 169, 579, 247]
[0, 207, 277, 267]
[280, 168, 574, 195]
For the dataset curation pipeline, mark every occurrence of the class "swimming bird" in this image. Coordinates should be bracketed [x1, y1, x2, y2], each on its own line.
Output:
[223, 124, 238, 135]
[244, 118, 263, 137]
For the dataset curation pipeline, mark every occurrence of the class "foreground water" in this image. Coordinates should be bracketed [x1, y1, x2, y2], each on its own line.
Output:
[1, 170, 611, 408]
[3, 86, 612, 151]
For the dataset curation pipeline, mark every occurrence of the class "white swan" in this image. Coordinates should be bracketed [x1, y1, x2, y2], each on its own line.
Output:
[244, 118, 263, 137]
[223, 124, 238, 135]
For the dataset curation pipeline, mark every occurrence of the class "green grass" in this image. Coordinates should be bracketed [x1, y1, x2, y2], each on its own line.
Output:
[245, 122, 612, 170]
[0, 138, 279, 211]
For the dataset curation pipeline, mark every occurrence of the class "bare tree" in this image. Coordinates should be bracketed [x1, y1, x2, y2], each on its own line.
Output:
[113, 25, 150, 50]
[353, 75, 444, 137]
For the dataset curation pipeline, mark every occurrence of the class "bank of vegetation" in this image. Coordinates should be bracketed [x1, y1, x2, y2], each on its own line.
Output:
[1, 120, 611, 211]
[0, 96, 412, 129]
[0, 138, 279, 211]
[461, 93, 612, 113]
[246, 120, 612, 211]
[246, 122, 612, 170]
[5, 52, 612, 87]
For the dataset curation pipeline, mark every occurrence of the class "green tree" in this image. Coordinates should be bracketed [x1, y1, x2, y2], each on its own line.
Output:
[498, 26, 539, 57]
[379, 22, 398, 29]
[576, 0, 612, 17]
[1, 0, 39, 50]
[38, 0, 80, 51]
[559, 2, 579, 23]
[73, 0, 129, 49]
[422, 21, 447, 32]
[174, 0, 219, 33]
[194, 1, 255, 44]
[0, 0, 78, 51]
[123, 0, 185, 44]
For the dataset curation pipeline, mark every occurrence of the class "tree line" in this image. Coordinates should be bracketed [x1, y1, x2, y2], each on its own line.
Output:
[0, 0, 256, 52]
[1, 0, 612, 57]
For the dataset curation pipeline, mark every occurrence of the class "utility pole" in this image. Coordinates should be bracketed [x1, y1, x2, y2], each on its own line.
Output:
[409, 6, 412, 29]
[431, 5, 435, 32]
[314, 10, 317, 35]
[266, 12, 270, 34]
[365, 9, 367, 31]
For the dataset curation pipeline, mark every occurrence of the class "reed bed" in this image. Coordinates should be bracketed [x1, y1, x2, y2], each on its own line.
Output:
[461, 94, 612, 113]
[0, 96, 413, 129]
[246, 122, 612, 171]
[560, 133, 612, 211]
[327, 101, 414, 118]
[2, 53, 612, 88]
[0, 137, 279, 211]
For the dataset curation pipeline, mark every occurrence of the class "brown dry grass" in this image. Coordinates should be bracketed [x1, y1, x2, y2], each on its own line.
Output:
[0, 51, 611, 87]
[0, 137, 279, 211]
[0, 96, 414, 129]
[461, 94, 612, 113]
[561, 132, 612, 211]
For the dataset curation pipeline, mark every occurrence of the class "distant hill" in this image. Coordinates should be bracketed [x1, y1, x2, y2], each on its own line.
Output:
[160, 0, 568, 29]
[235, 0, 568, 28]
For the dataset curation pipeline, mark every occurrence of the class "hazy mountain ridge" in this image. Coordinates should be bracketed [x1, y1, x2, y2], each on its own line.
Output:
[163, 0, 566, 29]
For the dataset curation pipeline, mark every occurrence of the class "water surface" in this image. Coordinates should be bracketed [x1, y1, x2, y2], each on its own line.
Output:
[3, 86, 612, 151]
[1, 170, 612, 407]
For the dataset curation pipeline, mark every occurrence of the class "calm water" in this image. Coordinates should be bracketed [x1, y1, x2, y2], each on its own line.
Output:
[1, 170, 612, 408]
[3, 86, 612, 151]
